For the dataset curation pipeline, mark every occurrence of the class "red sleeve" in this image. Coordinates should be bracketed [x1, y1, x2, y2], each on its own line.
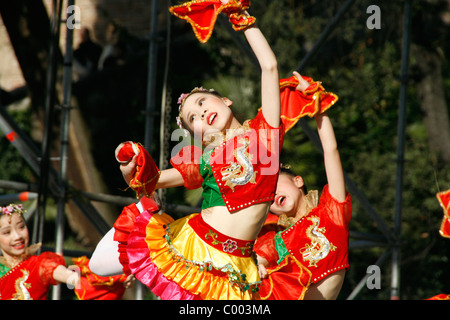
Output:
[319, 185, 352, 227]
[253, 76, 338, 133]
[38, 252, 66, 286]
[170, 145, 203, 190]
[254, 231, 279, 268]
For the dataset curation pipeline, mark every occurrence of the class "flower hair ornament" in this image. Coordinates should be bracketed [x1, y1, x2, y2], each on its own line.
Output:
[1, 203, 26, 224]
[1, 204, 25, 216]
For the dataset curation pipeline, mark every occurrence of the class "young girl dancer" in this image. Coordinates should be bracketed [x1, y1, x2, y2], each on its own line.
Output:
[0, 204, 80, 300]
[254, 106, 352, 300]
[90, 1, 338, 300]
[91, 0, 282, 300]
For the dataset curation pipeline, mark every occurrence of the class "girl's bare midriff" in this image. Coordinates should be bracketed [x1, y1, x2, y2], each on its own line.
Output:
[201, 202, 270, 240]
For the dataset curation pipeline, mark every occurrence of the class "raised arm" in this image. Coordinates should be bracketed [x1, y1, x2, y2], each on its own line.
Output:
[243, 25, 280, 128]
[315, 112, 346, 202]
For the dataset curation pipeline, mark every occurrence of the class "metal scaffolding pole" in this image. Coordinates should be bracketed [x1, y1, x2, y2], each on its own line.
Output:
[144, 0, 160, 153]
[390, 0, 412, 300]
[52, 0, 75, 300]
[134, 0, 160, 300]
[35, 0, 62, 246]
[0, 179, 200, 215]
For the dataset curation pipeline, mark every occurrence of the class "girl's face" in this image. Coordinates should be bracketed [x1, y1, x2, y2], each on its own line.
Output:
[181, 92, 234, 141]
[0, 213, 29, 259]
[270, 174, 305, 217]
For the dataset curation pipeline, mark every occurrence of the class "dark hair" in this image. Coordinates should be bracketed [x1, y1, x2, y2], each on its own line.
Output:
[179, 90, 223, 135]
[280, 166, 308, 194]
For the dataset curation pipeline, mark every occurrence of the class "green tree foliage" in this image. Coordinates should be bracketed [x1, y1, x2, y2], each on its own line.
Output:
[198, 0, 450, 299]
[0, 106, 35, 183]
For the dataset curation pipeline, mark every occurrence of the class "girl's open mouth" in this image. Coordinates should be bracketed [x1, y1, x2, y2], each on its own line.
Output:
[12, 242, 25, 250]
[276, 195, 286, 207]
[207, 112, 217, 125]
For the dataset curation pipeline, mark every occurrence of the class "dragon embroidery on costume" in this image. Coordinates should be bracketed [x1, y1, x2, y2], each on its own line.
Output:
[12, 269, 32, 300]
[301, 216, 336, 267]
[221, 138, 257, 191]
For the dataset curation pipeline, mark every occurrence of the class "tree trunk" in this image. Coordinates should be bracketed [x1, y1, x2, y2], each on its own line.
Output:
[0, 0, 117, 248]
[0, 0, 58, 110]
[411, 44, 450, 163]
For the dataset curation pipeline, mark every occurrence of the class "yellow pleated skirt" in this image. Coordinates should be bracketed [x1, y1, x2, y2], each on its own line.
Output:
[126, 209, 261, 300]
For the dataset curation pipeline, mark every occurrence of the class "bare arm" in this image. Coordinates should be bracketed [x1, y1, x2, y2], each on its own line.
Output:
[304, 269, 346, 300]
[315, 112, 346, 202]
[119, 155, 185, 190]
[156, 168, 185, 189]
[243, 25, 280, 128]
[53, 264, 80, 287]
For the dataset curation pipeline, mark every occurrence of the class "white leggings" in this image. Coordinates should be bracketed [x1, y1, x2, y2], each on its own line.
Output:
[89, 202, 145, 276]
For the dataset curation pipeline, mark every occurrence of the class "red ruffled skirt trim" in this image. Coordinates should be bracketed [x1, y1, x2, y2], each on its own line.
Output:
[113, 199, 260, 300]
[114, 201, 196, 300]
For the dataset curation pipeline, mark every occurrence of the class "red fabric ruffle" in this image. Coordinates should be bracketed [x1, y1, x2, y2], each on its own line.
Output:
[113, 198, 198, 299]
[437, 189, 450, 238]
[126, 210, 199, 300]
[279, 75, 338, 132]
[116, 142, 160, 199]
[169, 0, 255, 43]
[113, 202, 150, 275]
[73, 256, 127, 300]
